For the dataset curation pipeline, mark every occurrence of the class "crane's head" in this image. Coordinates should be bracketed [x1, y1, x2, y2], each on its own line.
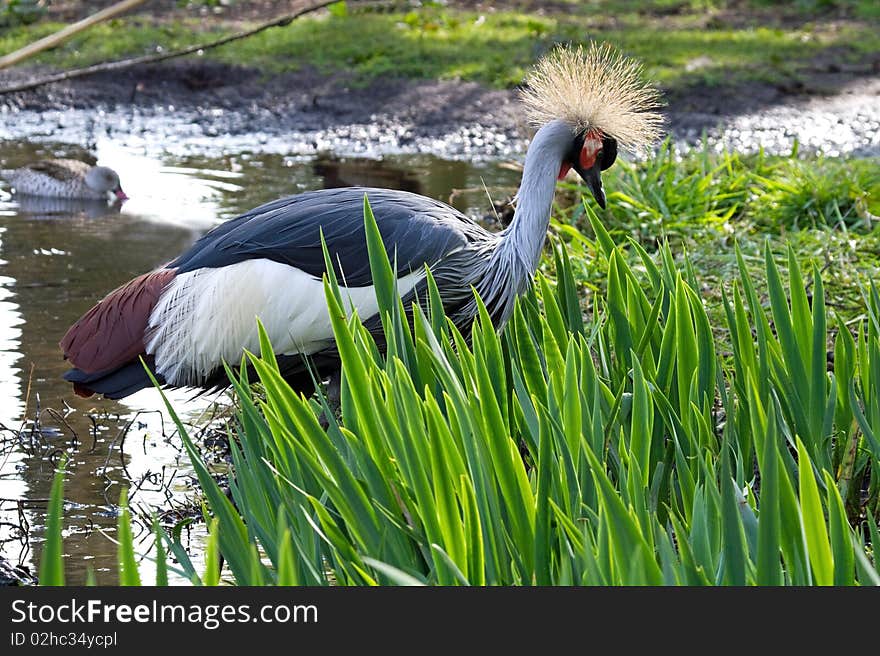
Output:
[520, 43, 663, 208]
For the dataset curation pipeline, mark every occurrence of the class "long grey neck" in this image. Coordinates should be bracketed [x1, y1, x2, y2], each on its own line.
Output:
[492, 119, 572, 288]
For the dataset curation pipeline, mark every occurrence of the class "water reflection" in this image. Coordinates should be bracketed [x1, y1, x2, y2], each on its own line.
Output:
[313, 155, 423, 193]
[0, 136, 520, 584]
[0, 227, 23, 427]
[13, 196, 122, 221]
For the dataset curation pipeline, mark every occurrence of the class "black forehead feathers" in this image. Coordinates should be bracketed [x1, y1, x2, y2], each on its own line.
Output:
[567, 131, 587, 163]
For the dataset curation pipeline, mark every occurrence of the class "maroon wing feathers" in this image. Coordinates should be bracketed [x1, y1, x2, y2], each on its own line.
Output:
[60, 269, 176, 375]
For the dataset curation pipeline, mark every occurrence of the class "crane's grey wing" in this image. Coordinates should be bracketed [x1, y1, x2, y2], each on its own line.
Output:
[170, 187, 483, 287]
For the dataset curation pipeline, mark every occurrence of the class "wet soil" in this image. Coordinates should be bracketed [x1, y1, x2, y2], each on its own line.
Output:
[2, 53, 879, 159]
[0, 59, 525, 142]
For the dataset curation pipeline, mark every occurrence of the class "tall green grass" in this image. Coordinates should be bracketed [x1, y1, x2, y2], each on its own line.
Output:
[38, 196, 880, 585]
[4, 3, 878, 89]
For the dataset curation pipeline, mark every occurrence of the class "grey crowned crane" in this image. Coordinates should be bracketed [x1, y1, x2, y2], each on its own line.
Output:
[60, 44, 662, 400]
[0, 159, 127, 201]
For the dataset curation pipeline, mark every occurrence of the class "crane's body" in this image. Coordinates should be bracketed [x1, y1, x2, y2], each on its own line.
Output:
[60, 44, 662, 400]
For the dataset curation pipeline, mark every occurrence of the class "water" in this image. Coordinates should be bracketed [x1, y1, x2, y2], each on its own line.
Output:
[0, 137, 522, 585]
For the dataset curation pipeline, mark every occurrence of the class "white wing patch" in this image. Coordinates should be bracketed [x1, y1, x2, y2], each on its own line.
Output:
[146, 258, 423, 385]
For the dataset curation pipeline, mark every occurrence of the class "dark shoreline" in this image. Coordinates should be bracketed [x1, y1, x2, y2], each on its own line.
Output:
[1, 59, 879, 159]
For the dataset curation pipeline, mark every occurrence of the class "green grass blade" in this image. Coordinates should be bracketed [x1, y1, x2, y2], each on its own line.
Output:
[822, 471, 854, 586]
[38, 455, 67, 586]
[796, 438, 833, 585]
[362, 558, 427, 586]
[756, 405, 783, 585]
[152, 517, 168, 587]
[362, 193, 397, 319]
[117, 488, 142, 586]
[203, 517, 221, 586]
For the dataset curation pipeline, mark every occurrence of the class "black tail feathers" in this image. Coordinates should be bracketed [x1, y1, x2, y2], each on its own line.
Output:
[63, 357, 163, 400]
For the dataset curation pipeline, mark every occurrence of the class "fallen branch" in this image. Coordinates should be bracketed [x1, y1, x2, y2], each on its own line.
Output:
[0, 0, 150, 70]
[0, 0, 349, 96]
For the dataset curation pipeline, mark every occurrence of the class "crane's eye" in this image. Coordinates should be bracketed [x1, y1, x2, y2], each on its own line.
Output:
[600, 137, 618, 171]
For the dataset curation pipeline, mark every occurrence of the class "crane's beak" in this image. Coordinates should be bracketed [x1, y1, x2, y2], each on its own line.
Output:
[573, 162, 605, 209]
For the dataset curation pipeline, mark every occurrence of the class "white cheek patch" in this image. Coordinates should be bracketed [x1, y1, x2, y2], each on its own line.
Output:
[580, 131, 603, 170]
[145, 258, 423, 386]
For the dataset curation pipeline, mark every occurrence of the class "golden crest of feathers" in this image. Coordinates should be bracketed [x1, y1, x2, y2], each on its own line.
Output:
[520, 42, 664, 150]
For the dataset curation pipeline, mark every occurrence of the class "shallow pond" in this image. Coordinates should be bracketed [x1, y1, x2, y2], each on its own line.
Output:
[0, 136, 522, 585]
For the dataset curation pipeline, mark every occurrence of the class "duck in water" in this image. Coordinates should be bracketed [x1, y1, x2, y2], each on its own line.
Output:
[0, 159, 127, 201]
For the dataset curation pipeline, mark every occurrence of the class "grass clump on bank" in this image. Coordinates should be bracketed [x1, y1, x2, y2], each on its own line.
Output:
[584, 141, 880, 241]
[554, 143, 880, 334]
[38, 194, 880, 585]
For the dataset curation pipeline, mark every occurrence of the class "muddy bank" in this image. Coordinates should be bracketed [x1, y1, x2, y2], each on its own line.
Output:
[668, 76, 880, 157]
[0, 61, 526, 155]
[1, 60, 878, 158]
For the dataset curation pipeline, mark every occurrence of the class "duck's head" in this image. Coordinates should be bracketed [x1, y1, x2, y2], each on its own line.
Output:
[86, 166, 128, 201]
